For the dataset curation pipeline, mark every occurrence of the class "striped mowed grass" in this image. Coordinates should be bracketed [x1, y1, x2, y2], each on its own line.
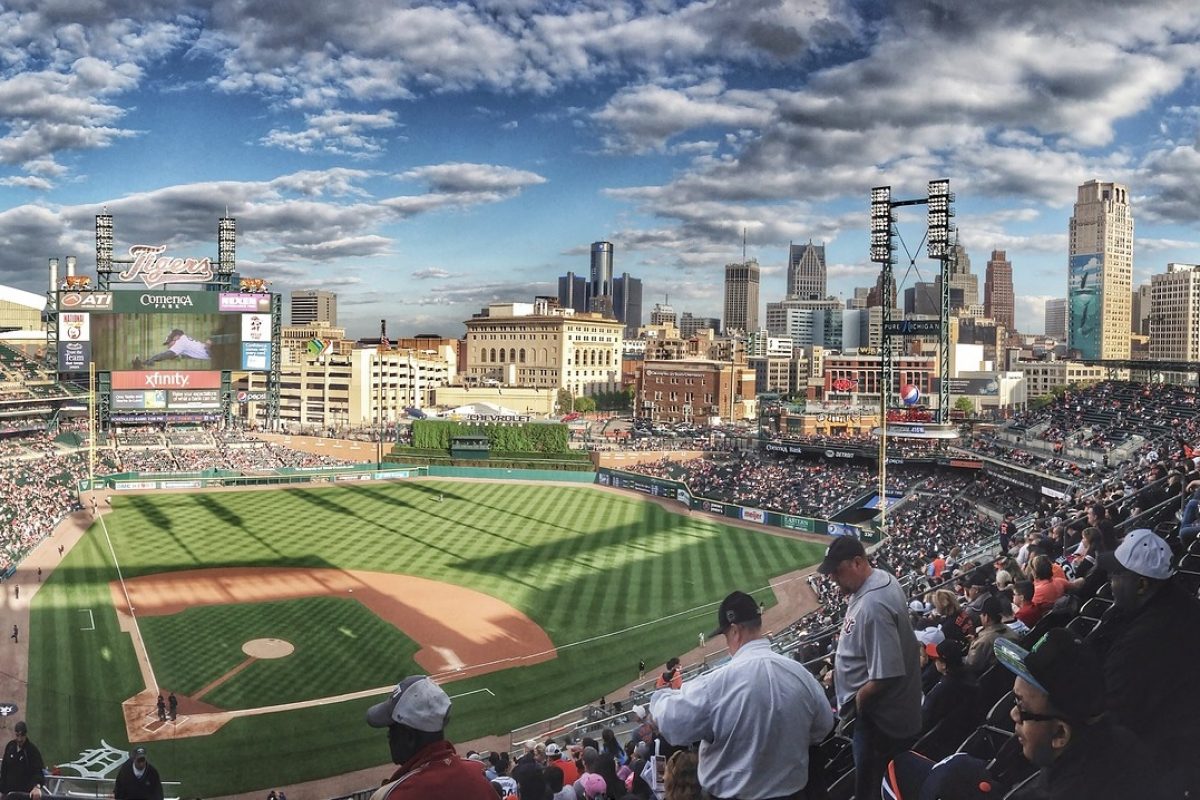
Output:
[28, 480, 824, 796]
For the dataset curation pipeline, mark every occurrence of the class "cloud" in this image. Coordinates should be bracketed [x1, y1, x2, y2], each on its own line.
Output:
[1015, 294, 1057, 335]
[382, 162, 547, 217]
[412, 267, 453, 280]
[261, 109, 400, 156]
[0, 175, 52, 190]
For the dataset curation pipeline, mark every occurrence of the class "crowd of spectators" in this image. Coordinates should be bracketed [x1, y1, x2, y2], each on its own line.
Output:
[625, 452, 940, 520]
[1009, 380, 1200, 449]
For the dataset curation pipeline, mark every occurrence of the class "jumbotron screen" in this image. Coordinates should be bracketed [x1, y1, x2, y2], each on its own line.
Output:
[56, 290, 273, 373]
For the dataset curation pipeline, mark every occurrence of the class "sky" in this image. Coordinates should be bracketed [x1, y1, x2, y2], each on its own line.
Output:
[0, 0, 1198, 339]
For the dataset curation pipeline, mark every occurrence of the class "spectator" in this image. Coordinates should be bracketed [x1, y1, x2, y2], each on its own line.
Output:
[1029, 556, 1069, 613]
[649, 590, 833, 799]
[662, 750, 701, 800]
[918, 639, 979, 759]
[1090, 529, 1200, 797]
[927, 589, 973, 641]
[994, 630, 1154, 799]
[654, 658, 682, 690]
[964, 596, 1018, 675]
[365, 675, 495, 799]
[1011, 580, 1041, 628]
[820, 537, 922, 800]
[113, 746, 163, 800]
[0, 721, 44, 795]
[544, 764, 572, 800]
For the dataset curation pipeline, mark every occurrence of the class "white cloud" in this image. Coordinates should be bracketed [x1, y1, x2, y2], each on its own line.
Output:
[261, 109, 400, 157]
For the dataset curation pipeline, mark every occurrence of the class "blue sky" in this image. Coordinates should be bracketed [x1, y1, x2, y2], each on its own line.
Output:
[0, 0, 1198, 339]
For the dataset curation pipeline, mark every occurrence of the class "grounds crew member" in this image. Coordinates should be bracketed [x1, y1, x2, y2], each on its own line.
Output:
[0, 721, 45, 794]
[113, 746, 163, 800]
[366, 674, 495, 799]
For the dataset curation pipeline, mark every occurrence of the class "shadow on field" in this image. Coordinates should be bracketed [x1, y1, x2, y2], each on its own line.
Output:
[349, 485, 529, 549]
[193, 495, 284, 558]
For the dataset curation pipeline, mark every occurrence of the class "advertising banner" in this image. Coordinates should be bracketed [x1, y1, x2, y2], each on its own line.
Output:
[168, 389, 221, 409]
[677, 489, 690, 506]
[111, 370, 222, 390]
[241, 342, 271, 371]
[1068, 253, 1102, 359]
[236, 390, 268, 403]
[741, 508, 766, 523]
[59, 291, 112, 311]
[706, 501, 725, 514]
[781, 515, 815, 533]
[220, 293, 272, 312]
[242, 313, 271, 342]
[58, 341, 90, 372]
[60, 312, 90, 342]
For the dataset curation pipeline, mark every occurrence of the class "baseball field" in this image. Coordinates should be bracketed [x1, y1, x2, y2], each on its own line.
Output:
[28, 479, 825, 796]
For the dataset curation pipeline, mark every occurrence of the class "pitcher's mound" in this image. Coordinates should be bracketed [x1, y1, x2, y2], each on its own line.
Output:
[242, 638, 294, 659]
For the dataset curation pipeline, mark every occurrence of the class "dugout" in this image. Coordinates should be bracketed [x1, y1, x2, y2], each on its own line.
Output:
[450, 435, 490, 459]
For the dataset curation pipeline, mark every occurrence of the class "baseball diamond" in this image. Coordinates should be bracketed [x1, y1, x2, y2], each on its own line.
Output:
[28, 478, 825, 797]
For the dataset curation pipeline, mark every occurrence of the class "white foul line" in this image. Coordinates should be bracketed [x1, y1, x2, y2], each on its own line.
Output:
[449, 688, 495, 700]
[78, 609, 95, 631]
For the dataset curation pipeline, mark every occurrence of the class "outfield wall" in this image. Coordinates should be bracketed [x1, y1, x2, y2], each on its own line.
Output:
[595, 467, 875, 542]
[79, 464, 429, 492]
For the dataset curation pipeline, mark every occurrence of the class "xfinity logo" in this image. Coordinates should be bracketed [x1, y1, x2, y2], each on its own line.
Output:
[141, 372, 192, 388]
[139, 293, 195, 309]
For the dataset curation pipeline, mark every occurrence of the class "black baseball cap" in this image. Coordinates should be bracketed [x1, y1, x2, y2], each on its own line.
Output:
[816, 536, 867, 575]
[709, 591, 761, 637]
[994, 628, 1104, 721]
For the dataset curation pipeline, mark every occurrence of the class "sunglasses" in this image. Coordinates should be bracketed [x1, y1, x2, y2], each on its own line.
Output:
[1011, 701, 1060, 724]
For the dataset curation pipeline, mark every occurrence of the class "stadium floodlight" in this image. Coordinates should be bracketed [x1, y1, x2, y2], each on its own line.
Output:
[927, 179, 954, 258]
[870, 186, 892, 263]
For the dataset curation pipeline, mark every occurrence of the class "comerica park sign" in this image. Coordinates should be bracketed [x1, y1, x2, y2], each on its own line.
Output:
[117, 245, 215, 289]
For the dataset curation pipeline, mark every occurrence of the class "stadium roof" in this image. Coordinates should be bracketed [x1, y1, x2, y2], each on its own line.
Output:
[0, 284, 45, 311]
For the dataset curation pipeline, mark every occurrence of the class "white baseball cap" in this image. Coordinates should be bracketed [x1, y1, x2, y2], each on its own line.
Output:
[1098, 528, 1175, 581]
[366, 676, 451, 732]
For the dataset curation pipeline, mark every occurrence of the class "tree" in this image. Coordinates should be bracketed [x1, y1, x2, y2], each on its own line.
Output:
[556, 388, 574, 414]
[574, 396, 597, 413]
[953, 397, 975, 414]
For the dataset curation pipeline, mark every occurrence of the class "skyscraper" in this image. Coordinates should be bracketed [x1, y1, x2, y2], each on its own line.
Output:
[589, 241, 614, 315]
[558, 271, 589, 313]
[1131, 283, 1152, 336]
[612, 273, 642, 338]
[1045, 298, 1067, 340]
[723, 259, 760, 333]
[941, 243, 979, 312]
[787, 241, 826, 300]
[1069, 180, 1133, 359]
[290, 290, 337, 325]
[984, 250, 1015, 332]
[1150, 263, 1200, 365]
[649, 302, 677, 327]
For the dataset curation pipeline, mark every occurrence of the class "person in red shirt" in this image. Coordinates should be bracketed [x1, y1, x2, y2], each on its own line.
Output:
[366, 675, 496, 800]
[1029, 556, 1070, 613]
[654, 657, 683, 689]
[1012, 580, 1042, 627]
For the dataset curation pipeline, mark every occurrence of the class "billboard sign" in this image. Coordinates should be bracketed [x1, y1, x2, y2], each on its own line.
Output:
[741, 508, 766, 523]
[59, 292, 112, 310]
[60, 312, 90, 342]
[58, 340, 90, 372]
[220, 293, 271, 312]
[80, 291, 274, 371]
[1068, 253, 1102, 359]
[118, 245, 215, 288]
[781, 515, 815, 533]
[111, 370, 221, 390]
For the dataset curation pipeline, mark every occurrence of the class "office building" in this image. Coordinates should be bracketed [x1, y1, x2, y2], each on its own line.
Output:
[984, 250, 1015, 332]
[464, 300, 623, 397]
[557, 271, 589, 314]
[649, 301, 677, 328]
[612, 273, 643, 337]
[943, 243, 979, 312]
[679, 313, 721, 338]
[723, 259, 760, 334]
[589, 241, 614, 316]
[290, 290, 337, 326]
[1044, 298, 1067, 340]
[1150, 263, 1200, 365]
[903, 282, 940, 317]
[787, 241, 826, 300]
[1131, 283, 1152, 336]
[1069, 180, 1133, 359]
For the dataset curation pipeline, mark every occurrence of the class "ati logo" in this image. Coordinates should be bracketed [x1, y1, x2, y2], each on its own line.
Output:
[60, 292, 112, 309]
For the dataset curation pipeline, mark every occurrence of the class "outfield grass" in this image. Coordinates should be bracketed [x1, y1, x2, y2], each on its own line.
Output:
[29, 480, 824, 796]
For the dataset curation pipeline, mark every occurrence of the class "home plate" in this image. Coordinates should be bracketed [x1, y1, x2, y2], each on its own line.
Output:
[431, 646, 466, 671]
